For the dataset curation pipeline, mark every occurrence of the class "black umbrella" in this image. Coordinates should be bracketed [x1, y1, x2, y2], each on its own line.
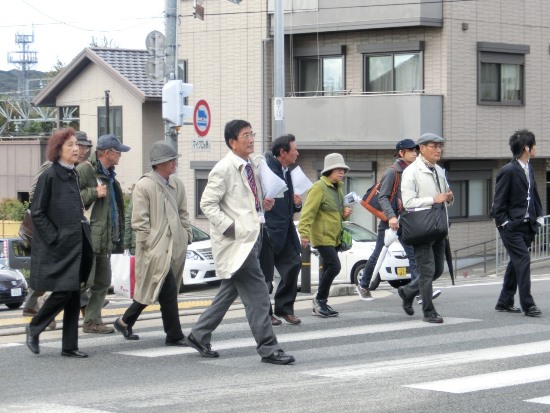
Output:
[445, 237, 455, 285]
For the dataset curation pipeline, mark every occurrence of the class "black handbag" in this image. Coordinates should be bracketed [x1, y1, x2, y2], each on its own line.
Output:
[400, 203, 448, 246]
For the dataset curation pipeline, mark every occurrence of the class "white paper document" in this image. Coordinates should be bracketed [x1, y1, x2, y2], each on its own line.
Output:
[290, 166, 313, 195]
[257, 159, 288, 198]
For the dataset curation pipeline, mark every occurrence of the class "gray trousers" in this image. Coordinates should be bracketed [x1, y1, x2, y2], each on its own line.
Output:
[190, 237, 281, 358]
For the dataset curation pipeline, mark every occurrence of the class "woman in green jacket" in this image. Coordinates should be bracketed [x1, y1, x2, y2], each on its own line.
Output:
[298, 153, 352, 318]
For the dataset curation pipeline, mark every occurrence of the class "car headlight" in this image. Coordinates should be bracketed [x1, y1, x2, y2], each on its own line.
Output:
[186, 250, 204, 260]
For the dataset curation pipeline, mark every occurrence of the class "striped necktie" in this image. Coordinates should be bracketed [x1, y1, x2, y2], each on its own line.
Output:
[245, 163, 261, 211]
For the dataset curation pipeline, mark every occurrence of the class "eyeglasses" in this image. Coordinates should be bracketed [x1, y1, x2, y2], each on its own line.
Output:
[109, 149, 122, 155]
[240, 132, 256, 139]
[424, 143, 444, 149]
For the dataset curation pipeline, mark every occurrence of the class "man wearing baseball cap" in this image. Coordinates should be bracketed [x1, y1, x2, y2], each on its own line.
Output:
[357, 138, 420, 301]
[77, 134, 130, 334]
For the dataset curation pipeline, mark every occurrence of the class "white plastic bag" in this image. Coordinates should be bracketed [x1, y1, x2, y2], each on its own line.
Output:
[111, 254, 135, 298]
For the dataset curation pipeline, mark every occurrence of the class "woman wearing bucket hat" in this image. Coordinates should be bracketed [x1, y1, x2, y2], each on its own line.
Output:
[298, 153, 352, 317]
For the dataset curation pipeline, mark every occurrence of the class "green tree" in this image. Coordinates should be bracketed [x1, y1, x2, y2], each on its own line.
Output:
[0, 198, 27, 221]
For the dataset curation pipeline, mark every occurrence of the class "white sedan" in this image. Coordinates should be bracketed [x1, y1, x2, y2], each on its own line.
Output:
[297, 221, 411, 289]
[181, 225, 219, 288]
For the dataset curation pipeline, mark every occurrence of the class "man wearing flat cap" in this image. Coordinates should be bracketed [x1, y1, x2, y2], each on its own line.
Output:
[397, 133, 453, 324]
[77, 134, 130, 334]
[356, 138, 420, 301]
[114, 141, 192, 345]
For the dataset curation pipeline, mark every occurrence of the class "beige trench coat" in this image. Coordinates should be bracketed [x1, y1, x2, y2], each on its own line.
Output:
[132, 172, 192, 305]
[200, 151, 263, 278]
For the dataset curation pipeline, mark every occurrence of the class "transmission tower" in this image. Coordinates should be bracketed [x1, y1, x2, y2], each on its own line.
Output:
[8, 31, 38, 98]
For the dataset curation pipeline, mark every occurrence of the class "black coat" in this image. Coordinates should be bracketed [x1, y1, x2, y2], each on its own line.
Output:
[263, 153, 301, 255]
[30, 162, 93, 292]
[491, 159, 543, 233]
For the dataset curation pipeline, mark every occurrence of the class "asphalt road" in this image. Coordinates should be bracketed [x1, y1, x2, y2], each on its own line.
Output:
[1, 272, 550, 412]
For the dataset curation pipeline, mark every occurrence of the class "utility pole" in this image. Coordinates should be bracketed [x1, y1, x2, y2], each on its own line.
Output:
[104, 90, 110, 134]
[165, 0, 179, 148]
[272, 0, 285, 141]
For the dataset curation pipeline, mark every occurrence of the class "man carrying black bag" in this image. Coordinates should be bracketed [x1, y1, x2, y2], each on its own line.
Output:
[396, 133, 453, 324]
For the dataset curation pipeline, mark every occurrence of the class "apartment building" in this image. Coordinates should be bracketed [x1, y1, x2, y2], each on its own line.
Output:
[178, 0, 550, 251]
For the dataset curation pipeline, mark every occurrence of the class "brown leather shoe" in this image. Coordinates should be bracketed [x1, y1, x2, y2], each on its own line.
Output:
[270, 315, 282, 326]
[277, 314, 301, 325]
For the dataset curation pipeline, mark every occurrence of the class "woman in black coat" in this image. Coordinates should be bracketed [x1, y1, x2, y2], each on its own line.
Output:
[26, 128, 94, 358]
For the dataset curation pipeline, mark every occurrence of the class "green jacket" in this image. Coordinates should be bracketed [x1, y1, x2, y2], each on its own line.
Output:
[76, 152, 125, 254]
[298, 176, 347, 247]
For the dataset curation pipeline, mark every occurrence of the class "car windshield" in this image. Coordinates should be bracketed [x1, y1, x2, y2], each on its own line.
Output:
[344, 222, 378, 242]
[191, 225, 210, 242]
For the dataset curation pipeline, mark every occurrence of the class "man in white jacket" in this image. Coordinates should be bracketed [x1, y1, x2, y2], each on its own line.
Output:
[397, 133, 453, 323]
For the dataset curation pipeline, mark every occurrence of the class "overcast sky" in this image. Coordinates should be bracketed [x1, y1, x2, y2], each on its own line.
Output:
[1, 0, 165, 73]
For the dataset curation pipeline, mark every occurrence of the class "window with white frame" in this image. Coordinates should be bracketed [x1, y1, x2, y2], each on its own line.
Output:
[478, 42, 529, 106]
[191, 162, 217, 219]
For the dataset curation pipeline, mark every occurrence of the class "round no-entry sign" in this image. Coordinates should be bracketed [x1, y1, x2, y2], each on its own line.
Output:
[193, 99, 211, 137]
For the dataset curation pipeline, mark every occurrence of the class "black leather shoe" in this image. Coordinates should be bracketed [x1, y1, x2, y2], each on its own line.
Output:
[398, 287, 414, 316]
[495, 302, 521, 313]
[525, 305, 542, 317]
[185, 333, 219, 358]
[26, 325, 39, 354]
[166, 337, 187, 347]
[423, 313, 444, 323]
[61, 349, 89, 358]
[114, 318, 139, 340]
[261, 349, 296, 365]
[270, 315, 282, 326]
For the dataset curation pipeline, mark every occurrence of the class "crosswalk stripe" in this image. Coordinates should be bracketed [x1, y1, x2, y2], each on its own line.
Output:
[525, 395, 550, 405]
[406, 364, 550, 393]
[115, 317, 478, 358]
[305, 339, 550, 379]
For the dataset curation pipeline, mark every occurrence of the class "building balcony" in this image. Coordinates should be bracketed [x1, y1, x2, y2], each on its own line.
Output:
[283, 93, 443, 150]
[268, 0, 443, 34]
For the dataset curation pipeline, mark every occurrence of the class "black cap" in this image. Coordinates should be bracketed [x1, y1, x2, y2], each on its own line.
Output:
[75, 131, 93, 147]
[395, 138, 418, 151]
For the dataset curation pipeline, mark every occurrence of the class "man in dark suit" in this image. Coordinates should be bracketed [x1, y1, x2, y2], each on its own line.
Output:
[259, 134, 302, 325]
[491, 129, 543, 317]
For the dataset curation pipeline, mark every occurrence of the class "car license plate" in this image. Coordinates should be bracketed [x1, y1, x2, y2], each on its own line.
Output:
[396, 267, 407, 277]
[11, 288, 22, 297]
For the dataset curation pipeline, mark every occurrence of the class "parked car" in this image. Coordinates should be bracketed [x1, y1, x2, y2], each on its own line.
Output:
[296, 221, 411, 289]
[0, 237, 31, 271]
[0, 264, 28, 309]
[182, 225, 218, 289]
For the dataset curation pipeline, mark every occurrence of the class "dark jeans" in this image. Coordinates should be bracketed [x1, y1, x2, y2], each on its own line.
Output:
[360, 221, 419, 289]
[400, 237, 445, 316]
[316, 246, 341, 300]
[497, 223, 536, 311]
[122, 269, 184, 341]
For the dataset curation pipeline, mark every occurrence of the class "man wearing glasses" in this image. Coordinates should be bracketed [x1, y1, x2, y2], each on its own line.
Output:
[396, 133, 453, 324]
[185, 119, 295, 365]
[77, 134, 130, 334]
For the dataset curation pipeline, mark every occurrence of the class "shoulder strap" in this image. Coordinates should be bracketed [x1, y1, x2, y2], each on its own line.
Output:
[389, 165, 399, 202]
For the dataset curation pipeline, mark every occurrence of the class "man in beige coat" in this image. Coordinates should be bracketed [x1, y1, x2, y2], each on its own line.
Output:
[185, 119, 295, 365]
[113, 141, 191, 346]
